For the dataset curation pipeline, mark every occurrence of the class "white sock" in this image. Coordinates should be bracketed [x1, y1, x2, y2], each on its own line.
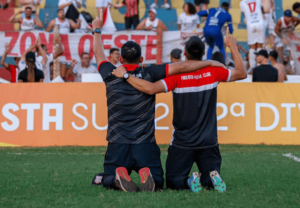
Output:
[249, 49, 256, 70]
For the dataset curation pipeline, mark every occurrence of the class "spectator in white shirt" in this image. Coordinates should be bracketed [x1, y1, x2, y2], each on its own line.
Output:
[45, 9, 81, 33]
[68, 53, 98, 82]
[177, 3, 200, 32]
[9, 7, 43, 31]
[136, 8, 168, 31]
[109, 48, 121, 67]
[58, 0, 92, 33]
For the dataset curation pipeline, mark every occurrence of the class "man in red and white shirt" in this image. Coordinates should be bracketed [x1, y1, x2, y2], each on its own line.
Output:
[1, 44, 21, 83]
[112, 28, 247, 193]
[110, 0, 140, 29]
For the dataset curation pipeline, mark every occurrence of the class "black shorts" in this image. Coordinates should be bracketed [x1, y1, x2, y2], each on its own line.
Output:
[125, 15, 139, 29]
[102, 142, 164, 190]
[166, 145, 222, 190]
[194, 0, 209, 5]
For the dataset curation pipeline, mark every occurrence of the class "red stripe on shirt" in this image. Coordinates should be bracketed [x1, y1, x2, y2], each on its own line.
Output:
[98, 61, 109, 72]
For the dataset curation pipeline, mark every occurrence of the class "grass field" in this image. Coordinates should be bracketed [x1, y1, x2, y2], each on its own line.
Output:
[1, 145, 300, 208]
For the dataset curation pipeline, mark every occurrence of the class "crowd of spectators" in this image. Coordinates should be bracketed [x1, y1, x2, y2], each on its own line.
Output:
[0, 0, 299, 83]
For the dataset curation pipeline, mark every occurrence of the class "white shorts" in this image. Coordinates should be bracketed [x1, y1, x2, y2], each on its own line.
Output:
[247, 22, 266, 45]
[275, 36, 290, 50]
[95, 0, 112, 8]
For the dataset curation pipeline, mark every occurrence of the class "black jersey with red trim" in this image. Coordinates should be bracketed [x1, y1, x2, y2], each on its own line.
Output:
[161, 66, 231, 149]
[99, 61, 169, 144]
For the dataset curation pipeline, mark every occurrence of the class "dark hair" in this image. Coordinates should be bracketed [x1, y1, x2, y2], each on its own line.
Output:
[26, 61, 36, 82]
[293, 2, 300, 11]
[57, 9, 64, 13]
[110, 48, 119, 55]
[121, 41, 141, 64]
[221, 2, 230, 8]
[184, 3, 197, 15]
[80, 52, 90, 59]
[269, 50, 278, 60]
[25, 6, 32, 10]
[185, 36, 205, 60]
[211, 52, 225, 65]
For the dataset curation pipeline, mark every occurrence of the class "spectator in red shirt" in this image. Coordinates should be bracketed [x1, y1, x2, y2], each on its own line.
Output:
[1, 44, 21, 83]
[110, 0, 140, 30]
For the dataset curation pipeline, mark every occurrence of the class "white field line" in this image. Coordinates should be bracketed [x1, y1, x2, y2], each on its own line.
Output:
[282, 153, 300, 162]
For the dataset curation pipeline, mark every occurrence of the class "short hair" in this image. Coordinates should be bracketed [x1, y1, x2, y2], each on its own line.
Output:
[121, 41, 141, 64]
[221, 2, 230, 8]
[211, 52, 225, 65]
[293, 2, 300, 11]
[25, 6, 32, 10]
[185, 36, 205, 61]
[80, 52, 90, 58]
[109, 48, 119, 55]
[57, 9, 64, 13]
[184, 3, 197, 15]
[269, 50, 278, 60]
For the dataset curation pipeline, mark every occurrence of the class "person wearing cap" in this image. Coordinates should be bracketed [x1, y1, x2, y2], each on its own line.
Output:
[170, 48, 182, 63]
[275, 9, 300, 64]
[136, 8, 168, 31]
[18, 51, 45, 83]
[92, 11, 227, 193]
[252, 49, 278, 82]
[112, 28, 247, 193]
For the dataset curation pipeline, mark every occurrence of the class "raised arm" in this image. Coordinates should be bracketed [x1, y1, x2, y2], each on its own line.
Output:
[20, 43, 37, 61]
[224, 27, 247, 81]
[9, 10, 22, 23]
[36, 38, 47, 66]
[1, 44, 10, 69]
[275, 19, 282, 38]
[227, 15, 234, 34]
[59, 1, 72, 9]
[34, 12, 44, 28]
[197, 9, 209, 17]
[53, 35, 64, 59]
[45, 19, 55, 32]
[69, 19, 81, 29]
[92, 10, 108, 67]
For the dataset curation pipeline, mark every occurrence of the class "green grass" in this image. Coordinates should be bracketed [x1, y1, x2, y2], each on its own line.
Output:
[1, 145, 300, 208]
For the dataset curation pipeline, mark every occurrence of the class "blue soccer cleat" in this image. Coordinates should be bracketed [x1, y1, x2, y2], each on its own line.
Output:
[210, 170, 226, 193]
[187, 172, 202, 193]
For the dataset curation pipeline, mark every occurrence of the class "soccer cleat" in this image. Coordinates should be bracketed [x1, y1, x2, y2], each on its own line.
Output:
[115, 167, 139, 192]
[139, 167, 155, 192]
[161, 3, 171, 9]
[210, 170, 226, 193]
[187, 172, 202, 193]
[150, 3, 158, 9]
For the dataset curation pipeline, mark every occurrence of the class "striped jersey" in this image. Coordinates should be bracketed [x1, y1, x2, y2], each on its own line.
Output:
[122, 0, 139, 17]
[99, 61, 169, 144]
[161, 66, 231, 149]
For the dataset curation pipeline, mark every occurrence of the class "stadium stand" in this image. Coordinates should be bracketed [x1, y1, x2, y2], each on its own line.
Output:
[0, 0, 299, 81]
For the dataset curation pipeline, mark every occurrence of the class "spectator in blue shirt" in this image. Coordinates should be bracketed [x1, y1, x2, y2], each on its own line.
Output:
[198, 2, 233, 60]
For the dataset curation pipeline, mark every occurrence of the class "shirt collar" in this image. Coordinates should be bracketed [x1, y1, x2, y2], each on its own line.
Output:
[122, 64, 140, 71]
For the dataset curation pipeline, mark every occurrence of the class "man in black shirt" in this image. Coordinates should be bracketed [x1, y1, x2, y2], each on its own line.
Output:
[253, 50, 278, 82]
[92, 11, 226, 192]
[112, 28, 247, 193]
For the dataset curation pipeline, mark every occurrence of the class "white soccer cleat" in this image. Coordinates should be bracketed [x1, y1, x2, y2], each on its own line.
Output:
[161, 3, 171, 9]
